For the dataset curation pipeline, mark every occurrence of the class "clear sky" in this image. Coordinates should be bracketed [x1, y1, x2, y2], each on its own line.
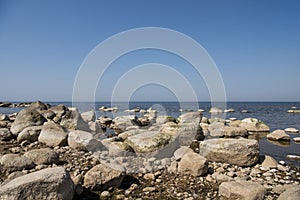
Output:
[0, 0, 299, 102]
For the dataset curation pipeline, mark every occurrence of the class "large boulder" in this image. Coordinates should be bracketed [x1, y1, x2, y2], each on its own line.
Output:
[0, 167, 74, 200]
[178, 152, 208, 176]
[267, 130, 290, 141]
[219, 180, 266, 200]
[83, 164, 124, 190]
[155, 116, 176, 125]
[81, 110, 96, 122]
[68, 130, 95, 151]
[124, 130, 172, 153]
[199, 138, 259, 166]
[277, 186, 300, 200]
[17, 125, 43, 143]
[38, 122, 68, 147]
[0, 154, 35, 171]
[29, 101, 49, 111]
[24, 148, 59, 165]
[113, 115, 141, 133]
[10, 108, 47, 135]
[261, 155, 278, 170]
[239, 118, 270, 132]
[177, 112, 204, 145]
[60, 108, 89, 131]
[49, 104, 68, 117]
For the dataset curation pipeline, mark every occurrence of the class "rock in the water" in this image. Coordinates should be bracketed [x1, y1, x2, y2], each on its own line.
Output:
[219, 180, 266, 200]
[284, 127, 299, 133]
[68, 130, 95, 151]
[0, 154, 35, 171]
[293, 137, 300, 143]
[0, 128, 13, 141]
[209, 107, 223, 113]
[83, 164, 124, 190]
[113, 115, 141, 133]
[199, 138, 259, 166]
[17, 125, 43, 143]
[267, 130, 290, 141]
[209, 124, 248, 138]
[38, 122, 68, 147]
[0, 167, 74, 200]
[10, 108, 47, 135]
[124, 130, 172, 153]
[60, 108, 89, 131]
[277, 186, 300, 200]
[261, 155, 278, 169]
[81, 110, 96, 122]
[239, 118, 270, 132]
[24, 148, 59, 165]
[178, 152, 208, 176]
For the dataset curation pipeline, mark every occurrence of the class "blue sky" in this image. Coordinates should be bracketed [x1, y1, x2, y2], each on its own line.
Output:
[0, 0, 299, 102]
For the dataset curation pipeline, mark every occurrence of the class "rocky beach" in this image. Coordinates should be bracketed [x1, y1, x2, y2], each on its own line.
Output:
[0, 101, 300, 200]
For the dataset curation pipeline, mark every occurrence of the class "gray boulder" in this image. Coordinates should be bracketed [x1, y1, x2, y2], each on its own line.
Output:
[267, 130, 290, 141]
[0, 167, 74, 200]
[113, 115, 141, 133]
[81, 110, 96, 122]
[124, 130, 172, 153]
[68, 130, 94, 151]
[17, 125, 43, 143]
[178, 152, 208, 176]
[0, 154, 35, 171]
[199, 138, 259, 166]
[0, 128, 13, 141]
[219, 180, 266, 200]
[10, 108, 47, 135]
[38, 122, 68, 147]
[24, 148, 59, 165]
[155, 115, 176, 125]
[84, 164, 124, 190]
[60, 108, 90, 131]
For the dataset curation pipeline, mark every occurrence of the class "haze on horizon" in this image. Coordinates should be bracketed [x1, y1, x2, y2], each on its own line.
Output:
[0, 0, 299, 102]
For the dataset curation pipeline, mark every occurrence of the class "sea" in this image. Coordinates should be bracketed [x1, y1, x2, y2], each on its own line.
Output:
[1, 101, 300, 166]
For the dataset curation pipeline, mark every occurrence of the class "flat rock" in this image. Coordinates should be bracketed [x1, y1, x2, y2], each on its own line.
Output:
[17, 125, 43, 143]
[24, 148, 59, 165]
[277, 186, 300, 200]
[38, 122, 68, 147]
[293, 137, 300, 143]
[10, 108, 47, 135]
[199, 138, 259, 166]
[267, 130, 290, 141]
[125, 130, 172, 153]
[0, 154, 35, 171]
[239, 118, 270, 132]
[284, 127, 299, 133]
[219, 180, 266, 200]
[83, 164, 124, 190]
[178, 152, 208, 176]
[0, 167, 74, 200]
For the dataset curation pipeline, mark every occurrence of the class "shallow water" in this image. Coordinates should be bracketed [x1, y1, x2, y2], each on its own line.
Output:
[1, 101, 300, 165]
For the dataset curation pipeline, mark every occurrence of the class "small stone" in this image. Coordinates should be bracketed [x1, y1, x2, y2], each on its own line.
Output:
[143, 187, 156, 193]
[143, 173, 155, 181]
[100, 191, 110, 198]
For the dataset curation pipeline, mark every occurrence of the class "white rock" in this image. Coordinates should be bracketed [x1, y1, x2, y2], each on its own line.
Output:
[284, 128, 299, 133]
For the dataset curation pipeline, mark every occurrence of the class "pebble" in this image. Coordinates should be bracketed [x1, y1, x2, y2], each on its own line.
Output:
[143, 187, 156, 193]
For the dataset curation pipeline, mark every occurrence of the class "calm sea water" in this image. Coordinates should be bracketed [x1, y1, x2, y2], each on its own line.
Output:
[1, 102, 300, 165]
